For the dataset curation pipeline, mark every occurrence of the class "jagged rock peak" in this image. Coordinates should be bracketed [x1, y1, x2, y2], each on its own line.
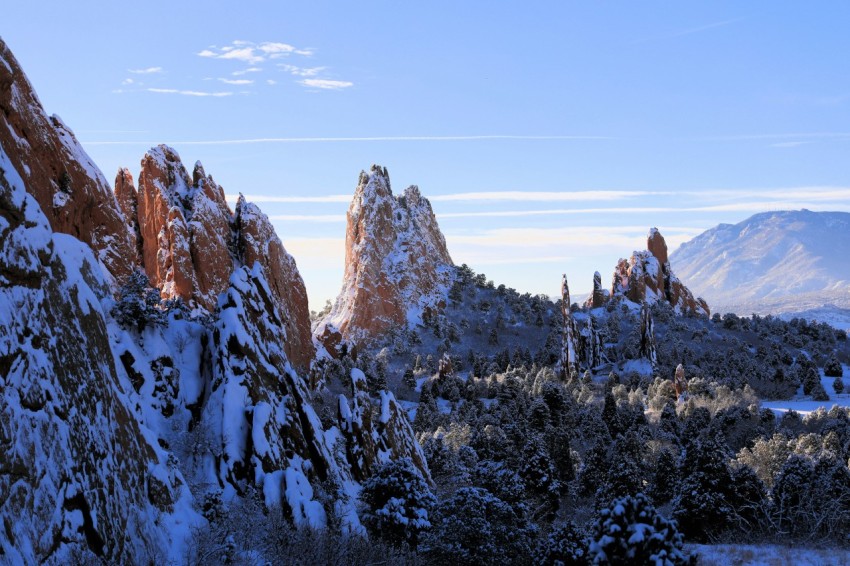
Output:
[319, 165, 454, 345]
[0, 37, 135, 281]
[609, 228, 709, 316]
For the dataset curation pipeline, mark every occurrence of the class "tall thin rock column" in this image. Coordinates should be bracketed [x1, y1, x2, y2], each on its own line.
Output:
[559, 274, 578, 379]
[639, 302, 658, 368]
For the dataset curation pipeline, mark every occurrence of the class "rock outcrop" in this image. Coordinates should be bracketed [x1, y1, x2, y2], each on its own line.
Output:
[0, 145, 188, 563]
[584, 270, 610, 309]
[0, 38, 135, 281]
[120, 146, 315, 370]
[610, 228, 709, 316]
[136, 147, 233, 311]
[319, 165, 454, 346]
[235, 196, 313, 371]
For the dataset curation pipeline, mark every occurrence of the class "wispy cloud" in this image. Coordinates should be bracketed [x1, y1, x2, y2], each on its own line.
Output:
[299, 78, 354, 90]
[147, 88, 233, 97]
[269, 214, 347, 222]
[82, 134, 614, 146]
[430, 190, 671, 202]
[225, 194, 351, 204]
[199, 41, 312, 64]
[632, 17, 744, 44]
[232, 67, 262, 76]
[129, 66, 163, 74]
[769, 141, 812, 148]
[218, 78, 254, 85]
[279, 64, 326, 77]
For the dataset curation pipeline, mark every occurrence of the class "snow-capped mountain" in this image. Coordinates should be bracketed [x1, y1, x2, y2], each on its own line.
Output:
[317, 165, 454, 348]
[670, 210, 850, 315]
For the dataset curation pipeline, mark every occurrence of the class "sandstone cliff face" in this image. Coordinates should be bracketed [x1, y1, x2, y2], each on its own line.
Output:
[0, 148, 187, 563]
[610, 228, 709, 316]
[127, 147, 315, 369]
[0, 39, 135, 282]
[136, 146, 233, 311]
[320, 165, 454, 345]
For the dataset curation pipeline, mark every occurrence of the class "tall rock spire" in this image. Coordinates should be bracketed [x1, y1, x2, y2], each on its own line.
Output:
[318, 165, 454, 346]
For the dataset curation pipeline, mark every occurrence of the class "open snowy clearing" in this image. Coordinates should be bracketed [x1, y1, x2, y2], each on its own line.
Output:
[762, 365, 850, 416]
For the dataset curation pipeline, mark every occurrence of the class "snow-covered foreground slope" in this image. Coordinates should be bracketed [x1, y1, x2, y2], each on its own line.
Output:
[671, 210, 850, 315]
[0, 145, 198, 563]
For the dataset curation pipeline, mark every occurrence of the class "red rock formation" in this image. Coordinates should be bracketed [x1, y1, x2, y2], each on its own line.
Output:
[320, 165, 454, 345]
[126, 147, 315, 370]
[0, 38, 135, 281]
[236, 195, 315, 370]
[135, 146, 233, 310]
[584, 270, 610, 309]
[113, 168, 142, 266]
[610, 228, 710, 316]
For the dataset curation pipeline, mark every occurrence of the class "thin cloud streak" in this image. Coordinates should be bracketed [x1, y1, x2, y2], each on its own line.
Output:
[226, 194, 351, 203]
[269, 214, 347, 222]
[632, 17, 744, 44]
[430, 190, 671, 202]
[82, 134, 617, 146]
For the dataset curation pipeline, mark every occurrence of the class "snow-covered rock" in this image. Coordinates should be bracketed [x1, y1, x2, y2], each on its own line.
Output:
[318, 165, 454, 346]
[0, 143, 193, 563]
[0, 38, 135, 282]
[610, 228, 709, 316]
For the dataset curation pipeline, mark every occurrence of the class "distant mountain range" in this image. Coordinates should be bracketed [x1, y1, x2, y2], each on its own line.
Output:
[670, 209, 850, 317]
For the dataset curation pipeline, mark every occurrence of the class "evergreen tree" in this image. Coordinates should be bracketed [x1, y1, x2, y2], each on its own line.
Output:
[589, 493, 689, 565]
[534, 521, 588, 566]
[423, 487, 536, 565]
[672, 433, 734, 541]
[360, 458, 436, 548]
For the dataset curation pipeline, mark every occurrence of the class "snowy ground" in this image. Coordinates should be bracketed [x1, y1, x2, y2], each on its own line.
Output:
[762, 365, 850, 416]
[689, 543, 850, 565]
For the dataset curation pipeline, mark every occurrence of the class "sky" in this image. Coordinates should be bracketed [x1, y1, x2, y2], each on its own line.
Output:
[4, 2, 850, 309]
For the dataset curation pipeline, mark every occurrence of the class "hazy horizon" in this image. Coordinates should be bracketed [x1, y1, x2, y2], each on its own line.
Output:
[5, 2, 850, 309]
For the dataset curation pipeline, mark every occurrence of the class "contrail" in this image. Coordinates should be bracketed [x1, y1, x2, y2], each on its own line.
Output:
[80, 134, 615, 146]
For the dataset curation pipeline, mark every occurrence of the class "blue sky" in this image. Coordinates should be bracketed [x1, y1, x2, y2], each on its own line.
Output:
[5, 2, 850, 308]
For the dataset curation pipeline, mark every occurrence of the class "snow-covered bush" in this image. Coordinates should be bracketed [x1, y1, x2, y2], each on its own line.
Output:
[534, 520, 588, 565]
[422, 487, 536, 565]
[359, 458, 436, 548]
[588, 493, 689, 565]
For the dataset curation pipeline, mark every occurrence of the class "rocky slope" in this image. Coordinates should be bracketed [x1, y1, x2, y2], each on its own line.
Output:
[602, 228, 709, 316]
[0, 140, 192, 563]
[0, 40, 429, 562]
[670, 210, 850, 314]
[318, 165, 454, 348]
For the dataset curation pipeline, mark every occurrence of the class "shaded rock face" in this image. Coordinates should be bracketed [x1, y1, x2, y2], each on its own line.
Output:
[235, 196, 314, 371]
[0, 149, 183, 563]
[210, 264, 344, 527]
[0, 39, 135, 281]
[337, 369, 431, 483]
[127, 146, 315, 370]
[610, 228, 709, 316]
[321, 165, 454, 345]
